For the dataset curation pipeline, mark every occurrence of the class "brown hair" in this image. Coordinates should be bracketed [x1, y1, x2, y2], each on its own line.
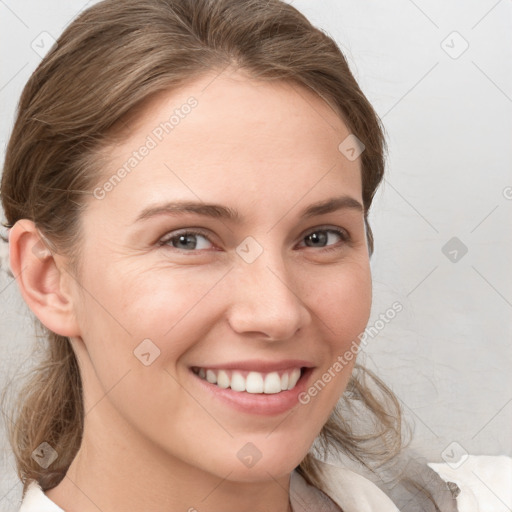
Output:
[1, 0, 402, 497]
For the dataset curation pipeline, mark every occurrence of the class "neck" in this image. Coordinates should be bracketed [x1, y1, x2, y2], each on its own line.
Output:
[45, 402, 294, 512]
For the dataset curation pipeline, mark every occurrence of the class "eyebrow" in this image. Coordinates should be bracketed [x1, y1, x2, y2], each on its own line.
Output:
[134, 195, 364, 224]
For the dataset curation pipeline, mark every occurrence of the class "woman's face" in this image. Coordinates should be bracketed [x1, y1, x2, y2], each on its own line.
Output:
[67, 69, 372, 481]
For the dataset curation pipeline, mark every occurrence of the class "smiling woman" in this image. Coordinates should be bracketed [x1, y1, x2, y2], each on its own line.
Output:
[0, 1, 455, 511]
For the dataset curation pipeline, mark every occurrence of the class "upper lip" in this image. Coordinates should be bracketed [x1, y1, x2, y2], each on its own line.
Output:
[190, 359, 315, 373]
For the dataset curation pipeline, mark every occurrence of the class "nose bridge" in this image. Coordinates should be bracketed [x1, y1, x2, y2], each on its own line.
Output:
[226, 238, 310, 340]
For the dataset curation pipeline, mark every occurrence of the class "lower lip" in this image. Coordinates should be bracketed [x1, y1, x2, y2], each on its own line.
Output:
[190, 368, 314, 416]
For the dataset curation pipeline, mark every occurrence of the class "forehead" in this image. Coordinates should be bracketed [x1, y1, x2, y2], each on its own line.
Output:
[91, 69, 363, 224]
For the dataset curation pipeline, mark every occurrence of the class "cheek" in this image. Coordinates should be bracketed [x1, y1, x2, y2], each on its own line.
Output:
[119, 266, 228, 340]
[300, 259, 372, 410]
[71, 264, 227, 434]
[312, 260, 372, 347]
[76, 262, 228, 366]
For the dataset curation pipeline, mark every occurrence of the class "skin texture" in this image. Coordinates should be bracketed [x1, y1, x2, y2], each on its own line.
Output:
[10, 68, 372, 512]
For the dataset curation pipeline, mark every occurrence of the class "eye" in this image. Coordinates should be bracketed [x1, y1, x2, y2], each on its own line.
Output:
[298, 227, 350, 252]
[157, 226, 350, 254]
[158, 229, 214, 252]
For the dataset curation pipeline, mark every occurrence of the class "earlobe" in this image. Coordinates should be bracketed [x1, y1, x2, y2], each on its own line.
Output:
[8, 219, 81, 338]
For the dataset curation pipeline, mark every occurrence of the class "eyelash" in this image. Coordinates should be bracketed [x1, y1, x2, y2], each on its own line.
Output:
[157, 226, 351, 254]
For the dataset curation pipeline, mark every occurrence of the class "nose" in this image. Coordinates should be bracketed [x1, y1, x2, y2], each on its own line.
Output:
[226, 251, 311, 341]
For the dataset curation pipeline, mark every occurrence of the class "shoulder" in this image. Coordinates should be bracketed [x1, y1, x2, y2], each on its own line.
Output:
[19, 480, 64, 512]
[315, 459, 399, 511]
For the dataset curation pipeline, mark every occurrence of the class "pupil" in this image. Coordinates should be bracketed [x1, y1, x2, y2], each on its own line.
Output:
[307, 231, 327, 247]
[176, 234, 196, 249]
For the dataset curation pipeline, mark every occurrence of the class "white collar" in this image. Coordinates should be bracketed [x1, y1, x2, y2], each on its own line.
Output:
[19, 480, 64, 512]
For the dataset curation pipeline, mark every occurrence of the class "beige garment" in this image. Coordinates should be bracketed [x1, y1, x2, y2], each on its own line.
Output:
[307, 460, 399, 511]
[19, 463, 397, 512]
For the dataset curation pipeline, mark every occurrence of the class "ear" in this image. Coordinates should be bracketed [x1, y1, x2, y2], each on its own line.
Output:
[8, 219, 81, 338]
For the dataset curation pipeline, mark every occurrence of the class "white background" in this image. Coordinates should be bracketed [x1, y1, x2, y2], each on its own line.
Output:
[1, 0, 511, 509]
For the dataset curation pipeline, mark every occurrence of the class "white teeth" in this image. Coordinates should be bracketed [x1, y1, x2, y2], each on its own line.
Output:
[230, 371, 246, 392]
[217, 370, 230, 389]
[195, 367, 304, 394]
[263, 372, 282, 394]
[246, 372, 264, 393]
[288, 368, 301, 390]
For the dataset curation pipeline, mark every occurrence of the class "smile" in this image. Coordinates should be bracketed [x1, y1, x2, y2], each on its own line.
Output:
[191, 367, 303, 394]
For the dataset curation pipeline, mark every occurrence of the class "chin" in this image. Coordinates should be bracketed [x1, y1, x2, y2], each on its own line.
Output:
[210, 435, 313, 483]
[217, 459, 300, 483]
